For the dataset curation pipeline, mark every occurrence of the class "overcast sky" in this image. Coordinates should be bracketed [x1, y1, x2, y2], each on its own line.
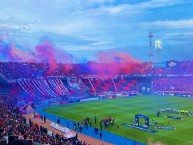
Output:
[1, 0, 193, 62]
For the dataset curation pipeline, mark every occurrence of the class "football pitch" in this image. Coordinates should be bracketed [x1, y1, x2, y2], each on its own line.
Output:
[46, 95, 193, 145]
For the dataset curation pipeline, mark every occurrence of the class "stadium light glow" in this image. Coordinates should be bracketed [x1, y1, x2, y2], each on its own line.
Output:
[155, 39, 162, 50]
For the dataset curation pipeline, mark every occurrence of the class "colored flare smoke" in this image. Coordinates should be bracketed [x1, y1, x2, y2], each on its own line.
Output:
[11, 43, 36, 62]
[35, 38, 57, 73]
[0, 33, 73, 73]
[93, 50, 142, 75]
[0, 32, 35, 62]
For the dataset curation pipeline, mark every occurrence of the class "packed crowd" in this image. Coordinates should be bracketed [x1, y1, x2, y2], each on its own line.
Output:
[0, 95, 88, 145]
[1, 61, 193, 81]
[152, 78, 193, 94]
[0, 62, 68, 81]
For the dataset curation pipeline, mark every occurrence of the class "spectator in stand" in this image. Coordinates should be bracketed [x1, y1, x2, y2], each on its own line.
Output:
[0, 95, 87, 145]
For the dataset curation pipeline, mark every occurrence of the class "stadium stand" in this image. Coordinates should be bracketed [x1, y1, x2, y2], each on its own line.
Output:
[82, 78, 96, 94]
[152, 77, 193, 94]
[0, 95, 86, 145]
[1, 60, 193, 144]
[113, 77, 138, 94]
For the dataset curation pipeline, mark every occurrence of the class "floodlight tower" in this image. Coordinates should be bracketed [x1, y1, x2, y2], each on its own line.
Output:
[155, 39, 162, 62]
[148, 32, 154, 66]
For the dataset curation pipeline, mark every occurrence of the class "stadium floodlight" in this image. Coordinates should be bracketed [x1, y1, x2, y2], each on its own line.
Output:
[155, 39, 162, 62]
[155, 39, 162, 50]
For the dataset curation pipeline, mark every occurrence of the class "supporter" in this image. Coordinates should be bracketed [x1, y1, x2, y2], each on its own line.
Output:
[152, 77, 193, 94]
[0, 96, 87, 145]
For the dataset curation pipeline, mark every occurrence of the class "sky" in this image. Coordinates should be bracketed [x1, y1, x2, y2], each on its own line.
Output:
[0, 0, 193, 63]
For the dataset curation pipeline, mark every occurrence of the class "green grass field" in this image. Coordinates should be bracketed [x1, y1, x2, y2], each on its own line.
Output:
[46, 95, 193, 145]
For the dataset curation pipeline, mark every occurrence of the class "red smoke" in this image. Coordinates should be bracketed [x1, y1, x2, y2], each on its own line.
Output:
[55, 49, 73, 73]
[1, 32, 143, 75]
[1, 32, 73, 74]
[34, 38, 74, 74]
[55, 49, 72, 64]
[94, 50, 142, 75]
[11, 43, 36, 62]
[0, 32, 36, 62]
[35, 38, 57, 73]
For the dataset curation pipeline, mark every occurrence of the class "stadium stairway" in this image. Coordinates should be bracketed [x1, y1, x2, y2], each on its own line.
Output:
[35, 106, 145, 145]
